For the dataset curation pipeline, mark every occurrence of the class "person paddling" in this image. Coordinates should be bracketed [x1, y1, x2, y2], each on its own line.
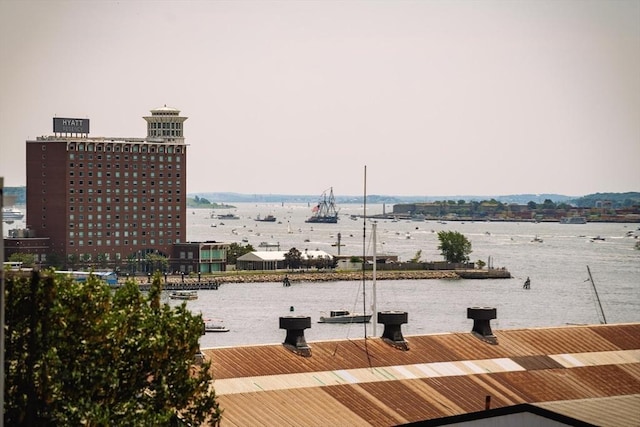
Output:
[523, 277, 531, 289]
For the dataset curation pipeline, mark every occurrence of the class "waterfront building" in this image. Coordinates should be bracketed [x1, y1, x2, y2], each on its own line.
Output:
[24, 106, 188, 268]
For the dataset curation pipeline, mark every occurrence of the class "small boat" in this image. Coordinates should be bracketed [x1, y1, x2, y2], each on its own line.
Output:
[258, 241, 279, 249]
[203, 319, 229, 333]
[169, 290, 198, 300]
[560, 216, 587, 224]
[531, 235, 543, 243]
[255, 214, 277, 222]
[217, 213, 240, 220]
[2, 206, 24, 222]
[591, 236, 605, 242]
[318, 310, 372, 324]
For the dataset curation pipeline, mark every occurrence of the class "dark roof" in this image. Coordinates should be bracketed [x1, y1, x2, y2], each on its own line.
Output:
[203, 323, 640, 426]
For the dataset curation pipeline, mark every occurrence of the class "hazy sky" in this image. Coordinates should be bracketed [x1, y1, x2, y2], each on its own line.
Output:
[1, 0, 638, 197]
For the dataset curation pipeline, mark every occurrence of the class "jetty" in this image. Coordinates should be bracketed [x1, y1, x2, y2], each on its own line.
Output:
[118, 268, 511, 288]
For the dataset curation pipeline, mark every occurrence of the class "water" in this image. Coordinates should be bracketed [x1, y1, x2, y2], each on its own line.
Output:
[5, 203, 638, 347]
[177, 203, 640, 348]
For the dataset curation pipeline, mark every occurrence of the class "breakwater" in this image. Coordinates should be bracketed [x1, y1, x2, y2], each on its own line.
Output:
[120, 269, 511, 290]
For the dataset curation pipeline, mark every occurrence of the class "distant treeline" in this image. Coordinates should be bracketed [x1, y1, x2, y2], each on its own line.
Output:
[4, 187, 639, 208]
[2, 186, 26, 205]
[189, 191, 640, 208]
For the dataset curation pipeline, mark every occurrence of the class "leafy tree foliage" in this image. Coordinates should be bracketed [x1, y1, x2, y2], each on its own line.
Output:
[226, 242, 255, 264]
[541, 198, 556, 209]
[284, 247, 302, 269]
[8, 252, 36, 268]
[4, 270, 222, 426]
[437, 230, 472, 263]
[409, 250, 422, 263]
[146, 253, 169, 273]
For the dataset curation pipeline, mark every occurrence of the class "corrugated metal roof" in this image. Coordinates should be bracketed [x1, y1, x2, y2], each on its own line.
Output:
[204, 323, 640, 426]
[537, 394, 640, 427]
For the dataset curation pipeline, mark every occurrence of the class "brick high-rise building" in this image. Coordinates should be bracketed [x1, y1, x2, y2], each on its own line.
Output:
[26, 106, 188, 267]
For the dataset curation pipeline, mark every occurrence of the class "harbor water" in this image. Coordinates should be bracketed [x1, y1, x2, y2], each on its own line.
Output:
[180, 202, 639, 348]
[4, 202, 639, 348]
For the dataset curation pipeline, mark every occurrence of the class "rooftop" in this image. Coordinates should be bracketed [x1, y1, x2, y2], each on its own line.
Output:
[203, 322, 640, 426]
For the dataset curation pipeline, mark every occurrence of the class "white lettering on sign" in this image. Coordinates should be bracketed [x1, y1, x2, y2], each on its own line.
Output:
[62, 119, 83, 127]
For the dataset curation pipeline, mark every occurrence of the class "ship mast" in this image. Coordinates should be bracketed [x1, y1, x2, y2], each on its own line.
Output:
[587, 265, 607, 324]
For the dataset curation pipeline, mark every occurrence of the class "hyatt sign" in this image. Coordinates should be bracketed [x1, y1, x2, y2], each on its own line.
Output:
[53, 117, 89, 134]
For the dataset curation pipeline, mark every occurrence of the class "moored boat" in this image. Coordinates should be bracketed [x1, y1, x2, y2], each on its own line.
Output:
[203, 319, 229, 333]
[3, 207, 24, 222]
[255, 214, 276, 222]
[170, 290, 198, 300]
[217, 213, 240, 220]
[318, 310, 372, 324]
[560, 216, 587, 224]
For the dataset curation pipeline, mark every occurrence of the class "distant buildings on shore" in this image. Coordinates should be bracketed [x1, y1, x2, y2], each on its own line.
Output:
[391, 201, 640, 223]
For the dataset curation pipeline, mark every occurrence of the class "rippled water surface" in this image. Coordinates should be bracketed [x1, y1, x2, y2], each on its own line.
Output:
[170, 203, 640, 348]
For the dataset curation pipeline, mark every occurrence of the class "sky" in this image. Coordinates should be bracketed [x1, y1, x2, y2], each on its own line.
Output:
[0, 0, 638, 197]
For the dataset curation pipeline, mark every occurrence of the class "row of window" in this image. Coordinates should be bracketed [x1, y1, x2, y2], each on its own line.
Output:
[149, 122, 182, 129]
[69, 170, 179, 178]
[69, 238, 178, 247]
[70, 229, 178, 237]
[70, 180, 180, 187]
[68, 213, 178, 221]
[69, 154, 182, 162]
[148, 130, 182, 137]
[69, 196, 179, 203]
[69, 188, 180, 195]
[69, 205, 180, 213]
[65, 142, 183, 154]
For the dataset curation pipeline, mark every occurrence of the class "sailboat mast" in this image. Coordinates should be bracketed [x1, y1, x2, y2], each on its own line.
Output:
[372, 222, 377, 335]
[587, 265, 607, 324]
[362, 166, 368, 340]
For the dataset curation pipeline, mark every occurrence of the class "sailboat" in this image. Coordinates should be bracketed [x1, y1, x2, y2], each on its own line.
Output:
[305, 187, 339, 223]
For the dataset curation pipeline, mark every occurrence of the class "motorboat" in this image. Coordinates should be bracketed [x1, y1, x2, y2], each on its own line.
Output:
[318, 310, 372, 324]
[2, 207, 24, 222]
[169, 290, 198, 300]
[217, 213, 240, 220]
[203, 319, 229, 333]
[560, 216, 587, 224]
[255, 214, 276, 222]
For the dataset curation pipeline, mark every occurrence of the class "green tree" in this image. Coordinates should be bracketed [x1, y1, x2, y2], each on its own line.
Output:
[409, 250, 422, 263]
[146, 253, 169, 273]
[542, 199, 556, 210]
[284, 247, 302, 269]
[8, 252, 36, 268]
[527, 201, 537, 210]
[226, 242, 255, 264]
[4, 270, 222, 426]
[67, 253, 80, 270]
[96, 253, 110, 269]
[437, 230, 472, 263]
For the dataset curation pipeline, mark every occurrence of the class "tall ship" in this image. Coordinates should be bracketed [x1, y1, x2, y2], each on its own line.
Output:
[305, 187, 339, 223]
